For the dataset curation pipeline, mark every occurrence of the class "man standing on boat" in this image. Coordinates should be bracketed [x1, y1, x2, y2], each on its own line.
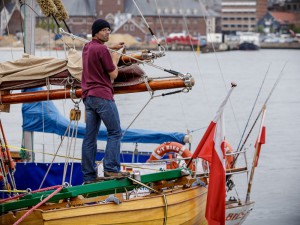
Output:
[81, 19, 129, 184]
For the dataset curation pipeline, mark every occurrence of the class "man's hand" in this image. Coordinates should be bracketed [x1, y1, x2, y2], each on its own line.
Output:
[110, 42, 125, 50]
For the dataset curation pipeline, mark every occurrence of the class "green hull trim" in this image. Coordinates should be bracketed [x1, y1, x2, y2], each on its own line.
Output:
[1, 168, 188, 214]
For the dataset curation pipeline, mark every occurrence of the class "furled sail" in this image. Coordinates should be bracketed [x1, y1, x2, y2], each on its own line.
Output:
[0, 49, 194, 104]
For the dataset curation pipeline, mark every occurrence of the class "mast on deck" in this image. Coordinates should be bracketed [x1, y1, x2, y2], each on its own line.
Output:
[22, 0, 36, 162]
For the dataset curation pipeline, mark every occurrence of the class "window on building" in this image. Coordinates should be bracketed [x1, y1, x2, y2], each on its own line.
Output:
[172, 8, 176, 14]
[117, 0, 120, 5]
[193, 9, 198, 15]
[130, 24, 135, 31]
[186, 9, 191, 14]
[164, 8, 169, 14]
[157, 8, 161, 14]
[124, 24, 128, 31]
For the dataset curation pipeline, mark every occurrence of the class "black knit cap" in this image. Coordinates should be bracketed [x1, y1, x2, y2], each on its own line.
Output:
[92, 19, 111, 37]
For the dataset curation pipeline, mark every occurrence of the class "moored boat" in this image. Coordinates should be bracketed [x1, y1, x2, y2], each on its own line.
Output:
[0, 1, 281, 225]
[239, 42, 260, 50]
[0, 169, 208, 225]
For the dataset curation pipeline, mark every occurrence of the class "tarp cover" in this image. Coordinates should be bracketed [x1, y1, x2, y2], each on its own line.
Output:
[0, 49, 82, 85]
[22, 88, 185, 144]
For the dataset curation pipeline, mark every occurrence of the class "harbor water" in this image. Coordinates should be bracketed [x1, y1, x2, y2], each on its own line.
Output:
[0, 48, 299, 224]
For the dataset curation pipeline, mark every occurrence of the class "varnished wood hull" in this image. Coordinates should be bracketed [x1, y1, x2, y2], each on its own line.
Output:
[1, 186, 207, 225]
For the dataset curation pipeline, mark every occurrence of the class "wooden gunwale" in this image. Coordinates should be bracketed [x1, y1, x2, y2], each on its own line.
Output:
[1, 185, 207, 225]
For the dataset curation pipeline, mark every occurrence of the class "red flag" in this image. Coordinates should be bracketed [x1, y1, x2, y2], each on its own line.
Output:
[254, 126, 266, 167]
[195, 121, 217, 162]
[190, 84, 236, 225]
[204, 114, 226, 225]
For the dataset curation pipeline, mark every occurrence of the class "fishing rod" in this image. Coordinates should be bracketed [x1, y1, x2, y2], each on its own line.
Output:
[235, 64, 271, 153]
[59, 28, 191, 79]
[230, 62, 287, 170]
[226, 63, 286, 191]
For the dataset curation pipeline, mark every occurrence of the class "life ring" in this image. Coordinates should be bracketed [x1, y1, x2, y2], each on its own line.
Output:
[147, 142, 196, 171]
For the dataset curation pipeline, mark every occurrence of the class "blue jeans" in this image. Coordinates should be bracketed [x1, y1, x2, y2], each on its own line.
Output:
[82, 96, 122, 182]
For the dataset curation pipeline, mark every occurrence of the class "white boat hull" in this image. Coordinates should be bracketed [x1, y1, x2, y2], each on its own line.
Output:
[226, 200, 254, 225]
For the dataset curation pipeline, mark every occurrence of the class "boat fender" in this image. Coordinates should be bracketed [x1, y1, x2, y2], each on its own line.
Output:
[224, 141, 234, 169]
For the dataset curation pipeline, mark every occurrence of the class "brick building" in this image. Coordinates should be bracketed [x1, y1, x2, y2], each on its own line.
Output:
[2, 0, 219, 42]
[36, 0, 218, 42]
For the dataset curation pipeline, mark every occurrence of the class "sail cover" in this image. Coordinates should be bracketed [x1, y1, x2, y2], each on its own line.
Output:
[22, 88, 185, 144]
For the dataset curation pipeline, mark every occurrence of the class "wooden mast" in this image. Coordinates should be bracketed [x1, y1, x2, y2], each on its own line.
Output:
[0, 77, 194, 104]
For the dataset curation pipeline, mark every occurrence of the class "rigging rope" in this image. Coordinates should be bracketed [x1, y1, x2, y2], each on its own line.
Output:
[38, 120, 77, 189]
[59, 28, 185, 78]
[132, 0, 164, 52]
[197, 0, 242, 137]
[13, 185, 63, 225]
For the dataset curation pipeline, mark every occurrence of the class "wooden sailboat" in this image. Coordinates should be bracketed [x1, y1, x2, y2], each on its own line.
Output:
[0, 1, 208, 225]
[0, 169, 208, 225]
[0, 1, 273, 225]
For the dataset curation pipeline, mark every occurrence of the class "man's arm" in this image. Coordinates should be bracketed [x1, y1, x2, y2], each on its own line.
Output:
[108, 52, 120, 80]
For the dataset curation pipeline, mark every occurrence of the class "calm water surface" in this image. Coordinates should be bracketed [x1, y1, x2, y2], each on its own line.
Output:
[0, 49, 299, 224]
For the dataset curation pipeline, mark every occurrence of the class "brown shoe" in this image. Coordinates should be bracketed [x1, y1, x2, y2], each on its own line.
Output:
[83, 177, 107, 184]
[104, 171, 130, 179]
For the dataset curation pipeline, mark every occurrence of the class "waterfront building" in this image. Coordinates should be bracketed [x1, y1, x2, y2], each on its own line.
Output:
[221, 0, 268, 34]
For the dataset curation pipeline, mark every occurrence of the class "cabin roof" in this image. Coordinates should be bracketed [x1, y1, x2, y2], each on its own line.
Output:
[2, 1, 15, 14]
[270, 11, 297, 23]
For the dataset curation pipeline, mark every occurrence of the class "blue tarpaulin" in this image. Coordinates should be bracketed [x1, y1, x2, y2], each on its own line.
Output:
[21, 88, 186, 144]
